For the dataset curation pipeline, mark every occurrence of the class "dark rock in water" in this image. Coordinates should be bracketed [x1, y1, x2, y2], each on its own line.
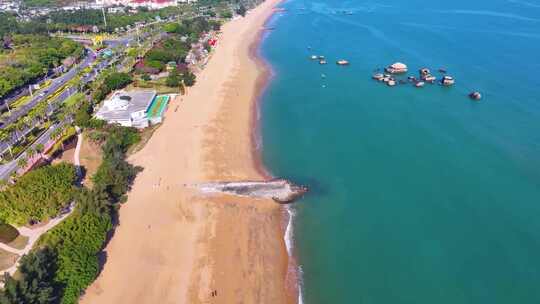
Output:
[195, 179, 308, 204]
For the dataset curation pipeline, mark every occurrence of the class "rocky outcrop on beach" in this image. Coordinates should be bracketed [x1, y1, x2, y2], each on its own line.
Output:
[195, 179, 307, 204]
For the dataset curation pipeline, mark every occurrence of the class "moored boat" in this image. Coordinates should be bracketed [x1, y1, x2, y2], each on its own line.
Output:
[415, 81, 425, 88]
[372, 73, 384, 81]
[387, 79, 396, 86]
[319, 60, 327, 65]
[441, 75, 455, 86]
[336, 60, 350, 65]
[385, 62, 408, 74]
[424, 75, 436, 83]
[419, 68, 430, 77]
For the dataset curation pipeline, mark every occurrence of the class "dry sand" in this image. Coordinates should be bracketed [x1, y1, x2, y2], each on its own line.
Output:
[80, 1, 294, 303]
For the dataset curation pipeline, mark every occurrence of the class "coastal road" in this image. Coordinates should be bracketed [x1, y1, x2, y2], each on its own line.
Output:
[0, 52, 95, 129]
[0, 119, 71, 180]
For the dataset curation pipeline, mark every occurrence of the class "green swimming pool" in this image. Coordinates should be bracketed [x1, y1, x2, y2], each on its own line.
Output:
[147, 95, 170, 119]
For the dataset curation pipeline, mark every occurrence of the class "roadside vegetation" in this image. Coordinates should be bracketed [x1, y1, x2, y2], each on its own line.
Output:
[0, 35, 83, 99]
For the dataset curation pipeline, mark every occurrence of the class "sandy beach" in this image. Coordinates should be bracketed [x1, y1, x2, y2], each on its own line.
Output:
[80, 0, 293, 303]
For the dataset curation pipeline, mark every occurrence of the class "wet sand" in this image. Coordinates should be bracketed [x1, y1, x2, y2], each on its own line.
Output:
[80, 1, 293, 303]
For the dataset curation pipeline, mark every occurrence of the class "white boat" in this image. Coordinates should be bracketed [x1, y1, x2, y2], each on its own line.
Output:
[319, 60, 327, 65]
[336, 60, 350, 65]
[415, 81, 425, 87]
[385, 62, 408, 74]
[372, 73, 384, 81]
[424, 75, 436, 82]
[311, 55, 318, 60]
[387, 79, 396, 86]
[441, 75, 455, 86]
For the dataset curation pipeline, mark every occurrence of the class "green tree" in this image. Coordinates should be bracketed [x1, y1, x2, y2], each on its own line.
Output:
[35, 143, 44, 155]
[74, 100, 93, 128]
[165, 68, 181, 87]
[0, 248, 60, 304]
[17, 157, 28, 169]
[182, 71, 196, 87]
[236, 4, 247, 17]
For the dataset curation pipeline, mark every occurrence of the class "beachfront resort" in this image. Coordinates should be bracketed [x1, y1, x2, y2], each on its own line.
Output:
[95, 90, 170, 128]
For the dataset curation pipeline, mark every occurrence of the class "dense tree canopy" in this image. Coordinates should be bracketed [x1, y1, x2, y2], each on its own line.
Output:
[0, 163, 77, 226]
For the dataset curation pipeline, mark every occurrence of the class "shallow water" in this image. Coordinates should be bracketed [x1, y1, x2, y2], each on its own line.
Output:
[260, 0, 540, 303]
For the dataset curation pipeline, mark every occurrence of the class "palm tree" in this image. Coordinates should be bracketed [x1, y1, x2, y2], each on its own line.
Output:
[17, 157, 28, 169]
[35, 143, 44, 155]
[27, 147, 36, 160]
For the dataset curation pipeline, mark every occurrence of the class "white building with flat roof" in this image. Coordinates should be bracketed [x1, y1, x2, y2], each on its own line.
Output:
[95, 90, 156, 128]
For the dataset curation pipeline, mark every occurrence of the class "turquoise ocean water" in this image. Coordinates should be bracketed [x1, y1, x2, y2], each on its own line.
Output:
[259, 0, 540, 303]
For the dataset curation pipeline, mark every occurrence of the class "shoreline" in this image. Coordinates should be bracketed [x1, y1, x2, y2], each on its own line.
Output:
[80, 0, 295, 303]
[248, 5, 302, 302]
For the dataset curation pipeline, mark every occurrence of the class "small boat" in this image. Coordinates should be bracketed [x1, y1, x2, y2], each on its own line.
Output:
[424, 75, 436, 83]
[382, 76, 390, 83]
[419, 68, 430, 77]
[385, 62, 408, 74]
[372, 73, 384, 81]
[311, 55, 318, 60]
[441, 75, 455, 86]
[387, 79, 396, 86]
[415, 81, 425, 88]
[319, 60, 327, 65]
[336, 60, 350, 66]
[469, 91, 482, 100]
[318, 55, 325, 59]
[407, 76, 417, 81]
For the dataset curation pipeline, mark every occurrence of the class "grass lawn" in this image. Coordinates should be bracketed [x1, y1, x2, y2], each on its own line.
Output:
[0, 249, 18, 271]
[6, 235, 29, 250]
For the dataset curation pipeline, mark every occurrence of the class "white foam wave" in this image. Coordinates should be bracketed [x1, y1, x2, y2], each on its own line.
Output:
[297, 265, 305, 304]
[284, 206, 295, 255]
[284, 206, 305, 304]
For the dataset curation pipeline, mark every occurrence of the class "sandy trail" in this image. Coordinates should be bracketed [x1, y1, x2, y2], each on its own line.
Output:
[81, 1, 292, 303]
